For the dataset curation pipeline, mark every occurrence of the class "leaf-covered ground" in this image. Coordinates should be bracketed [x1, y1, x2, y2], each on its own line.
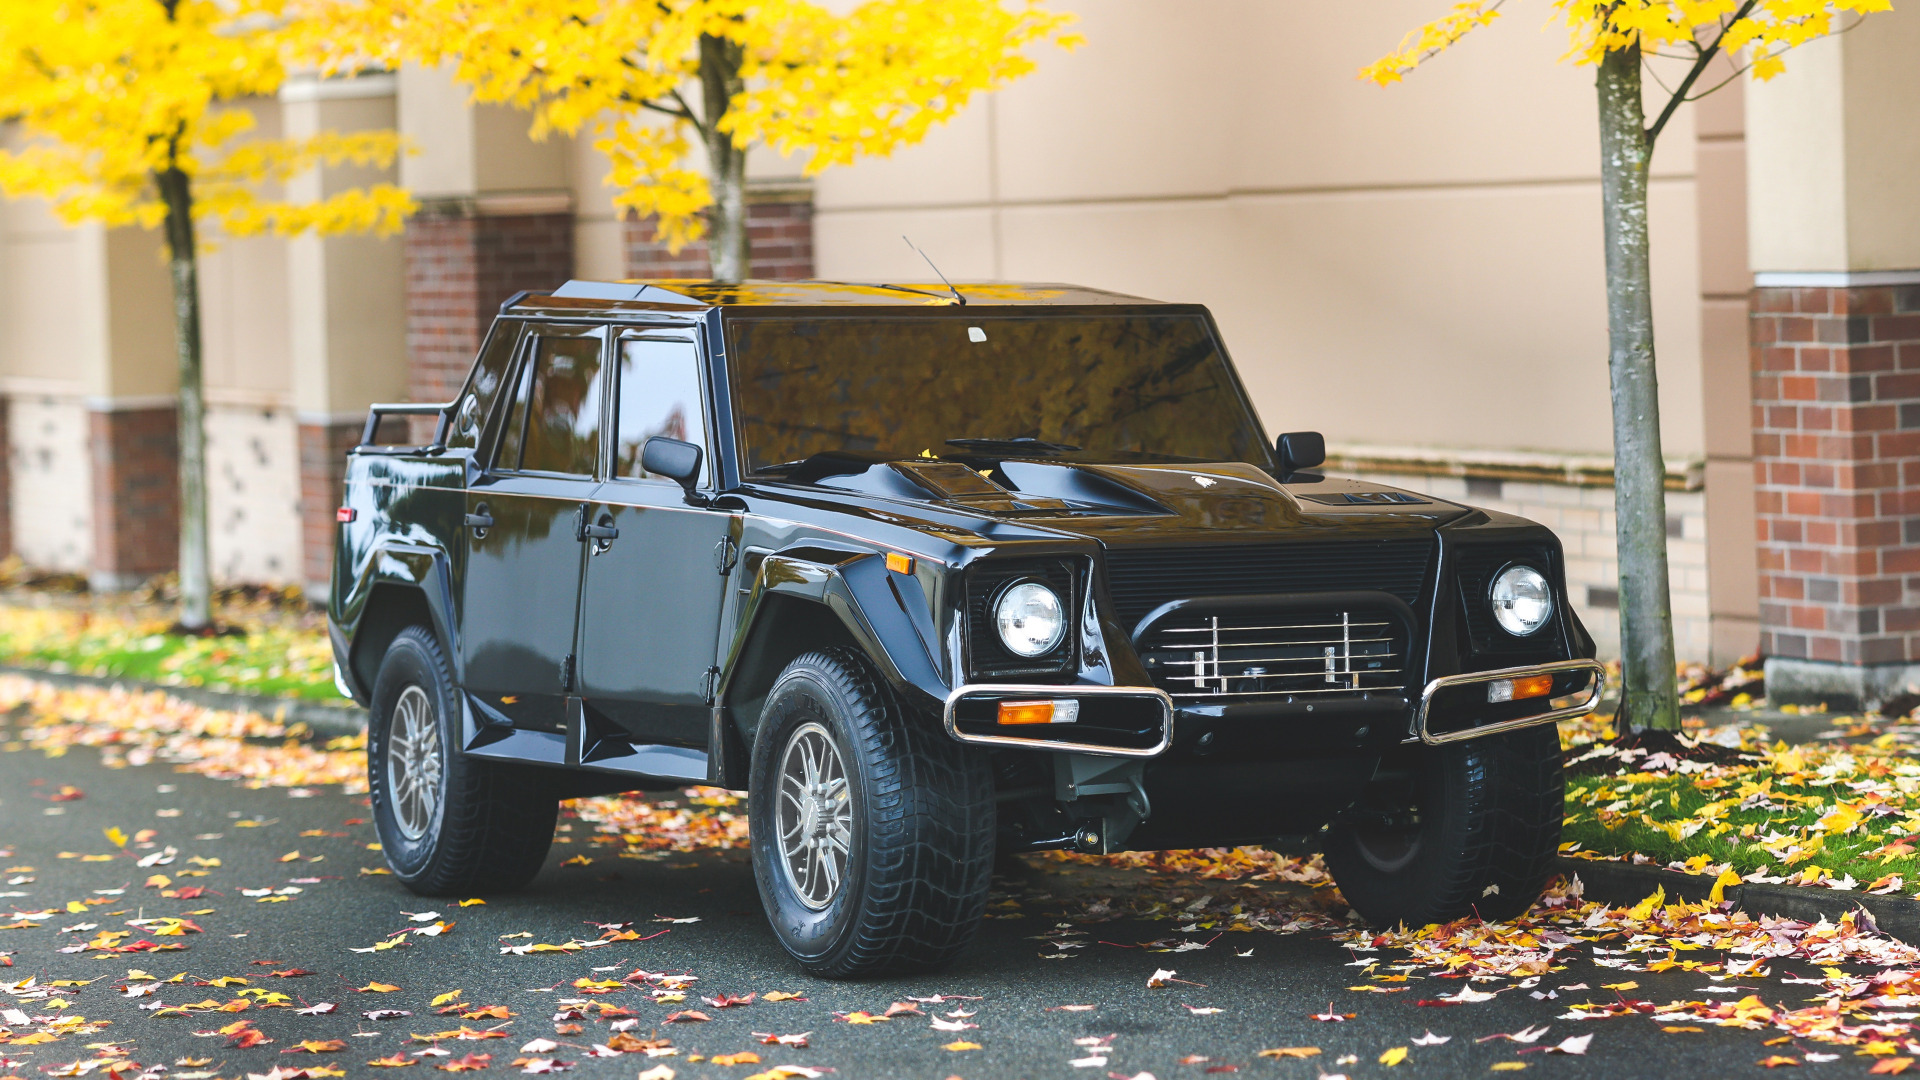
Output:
[14, 677, 1920, 1076]
[1559, 708, 1920, 895]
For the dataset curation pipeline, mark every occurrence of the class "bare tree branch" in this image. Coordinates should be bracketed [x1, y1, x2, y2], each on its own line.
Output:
[1645, 0, 1758, 148]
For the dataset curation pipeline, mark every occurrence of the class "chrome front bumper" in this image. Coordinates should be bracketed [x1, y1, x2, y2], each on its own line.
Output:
[1408, 658, 1608, 746]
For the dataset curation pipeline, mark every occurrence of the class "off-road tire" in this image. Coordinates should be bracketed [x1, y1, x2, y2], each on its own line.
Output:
[749, 647, 995, 978]
[369, 626, 557, 895]
[1324, 723, 1563, 927]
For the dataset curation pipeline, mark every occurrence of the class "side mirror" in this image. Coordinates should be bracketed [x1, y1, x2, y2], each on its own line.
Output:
[642, 437, 707, 506]
[1276, 431, 1326, 475]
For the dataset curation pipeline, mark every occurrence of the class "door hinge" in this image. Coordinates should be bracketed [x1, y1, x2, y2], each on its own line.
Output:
[713, 535, 739, 576]
[560, 653, 576, 693]
[701, 666, 722, 705]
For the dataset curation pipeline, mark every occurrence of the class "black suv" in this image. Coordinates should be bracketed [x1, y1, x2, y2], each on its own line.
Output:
[330, 279, 1602, 977]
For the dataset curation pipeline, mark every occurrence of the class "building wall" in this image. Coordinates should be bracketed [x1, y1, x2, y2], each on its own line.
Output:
[205, 403, 303, 586]
[6, 395, 90, 573]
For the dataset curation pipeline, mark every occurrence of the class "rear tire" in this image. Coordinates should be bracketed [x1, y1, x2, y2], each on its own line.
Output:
[369, 626, 557, 895]
[1324, 724, 1563, 927]
[748, 647, 994, 978]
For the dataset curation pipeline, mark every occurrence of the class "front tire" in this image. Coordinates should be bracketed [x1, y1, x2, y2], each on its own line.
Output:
[1324, 724, 1563, 927]
[748, 648, 994, 978]
[369, 626, 558, 895]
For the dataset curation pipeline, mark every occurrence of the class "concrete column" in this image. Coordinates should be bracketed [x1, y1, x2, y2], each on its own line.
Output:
[1694, 68, 1761, 666]
[1745, 9, 1920, 707]
[282, 73, 408, 598]
[397, 65, 575, 430]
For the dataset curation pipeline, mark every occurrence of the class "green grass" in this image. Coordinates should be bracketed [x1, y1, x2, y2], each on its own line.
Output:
[0, 604, 337, 700]
[1560, 733, 1920, 894]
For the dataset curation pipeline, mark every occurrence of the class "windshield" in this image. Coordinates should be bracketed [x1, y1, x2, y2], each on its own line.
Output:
[726, 313, 1274, 475]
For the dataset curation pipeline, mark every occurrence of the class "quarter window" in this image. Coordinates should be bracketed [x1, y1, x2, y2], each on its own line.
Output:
[447, 322, 520, 451]
[614, 337, 707, 483]
[496, 333, 607, 475]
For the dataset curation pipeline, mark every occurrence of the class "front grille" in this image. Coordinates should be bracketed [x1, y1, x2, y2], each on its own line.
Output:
[1101, 539, 1435, 629]
[1139, 607, 1407, 699]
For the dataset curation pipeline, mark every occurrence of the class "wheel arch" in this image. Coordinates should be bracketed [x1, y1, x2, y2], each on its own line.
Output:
[341, 543, 460, 700]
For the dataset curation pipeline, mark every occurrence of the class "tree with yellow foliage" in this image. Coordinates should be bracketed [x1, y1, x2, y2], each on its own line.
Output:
[1364, 0, 1891, 733]
[0, 0, 412, 631]
[304, 0, 1079, 281]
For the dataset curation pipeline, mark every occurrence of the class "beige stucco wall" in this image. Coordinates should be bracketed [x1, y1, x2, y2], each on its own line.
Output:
[813, 0, 1707, 462]
[1747, 4, 1920, 273]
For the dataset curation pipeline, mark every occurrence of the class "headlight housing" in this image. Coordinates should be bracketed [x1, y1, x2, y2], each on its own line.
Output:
[1490, 565, 1553, 637]
[994, 581, 1067, 658]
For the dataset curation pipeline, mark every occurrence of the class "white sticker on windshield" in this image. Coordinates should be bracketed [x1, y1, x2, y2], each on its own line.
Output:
[967, 326, 987, 343]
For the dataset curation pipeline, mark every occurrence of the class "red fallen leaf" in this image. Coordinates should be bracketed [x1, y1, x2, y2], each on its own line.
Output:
[1205, 1068, 1240, 1075]
[345, 819, 369, 826]
[172, 887, 208, 900]
[592, 1007, 636, 1019]
[605, 1035, 670, 1054]
[50, 785, 84, 802]
[437, 1054, 491, 1072]
[1758, 1056, 1800, 1068]
[1413, 1000, 1462, 1007]
[282, 1041, 348, 1054]
[228, 1028, 273, 1048]
[367, 1056, 415, 1068]
[267, 970, 315, 978]
[551, 1025, 582, 1036]
[881, 1002, 921, 1018]
[461, 1007, 512, 1021]
[753, 1033, 809, 1048]
[1871, 1061, 1914, 1076]
[702, 994, 755, 1010]
[1179, 1057, 1210, 1065]
[663, 1011, 711, 1023]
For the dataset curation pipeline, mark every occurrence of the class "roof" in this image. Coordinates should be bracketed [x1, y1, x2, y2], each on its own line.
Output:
[502, 278, 1166, 317]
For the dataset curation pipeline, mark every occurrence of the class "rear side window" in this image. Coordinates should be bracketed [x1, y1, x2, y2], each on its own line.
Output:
[447, 322, 520, 450]
[614, 336, 707, 483]
[495, 331, 608, 476]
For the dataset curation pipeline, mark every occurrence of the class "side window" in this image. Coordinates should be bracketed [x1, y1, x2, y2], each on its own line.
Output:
[614, 337, 707, 483]
[495, 333, 607, 476]
[448, 322, 520, 451]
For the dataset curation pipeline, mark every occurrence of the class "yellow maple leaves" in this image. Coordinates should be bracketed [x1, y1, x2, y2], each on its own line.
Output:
[300, 0, 1078, 253]
[1362, 0, 1891, 87]
[0, 0, 411, 244]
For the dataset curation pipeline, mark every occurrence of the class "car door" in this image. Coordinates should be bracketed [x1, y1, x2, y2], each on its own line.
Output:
[459, 323, 609, 733]
[575, 331, 736, 748]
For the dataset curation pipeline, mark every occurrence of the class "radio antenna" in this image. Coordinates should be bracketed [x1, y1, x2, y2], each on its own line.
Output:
[902, 236, 965, 306]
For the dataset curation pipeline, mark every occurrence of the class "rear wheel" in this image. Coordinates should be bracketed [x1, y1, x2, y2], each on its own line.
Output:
[1324, 724, 1563, 927]
[369, 626, 558, 895]
[748, 647, 995, 978]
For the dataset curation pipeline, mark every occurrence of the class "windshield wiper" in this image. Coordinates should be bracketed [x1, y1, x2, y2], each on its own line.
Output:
[945, 437, 1081, 454]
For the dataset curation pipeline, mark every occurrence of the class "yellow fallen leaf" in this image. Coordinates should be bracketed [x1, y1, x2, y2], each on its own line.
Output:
[942, 1042, 982, 1052]
[279, 852, 303, 863]
[105, 827, 128, 849]
[1380, 1046, 1408, 1066]
[357, 982, 401, 993]
[431, 991, 463, 1007]
[458, 899, 486, 907]
[1491, 1065, 1527, 1073]
[145, 875, 171, 889]
[1708, 867, 1742, 906]
[1601, 981, 1639, 991]
[1626, 887, 1666, 921]
[1257, 1048, 1320, 1059]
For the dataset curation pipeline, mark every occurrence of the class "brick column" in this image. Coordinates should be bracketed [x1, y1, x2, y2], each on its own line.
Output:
[297, 418, 361, 598]
[405, 199, 576, 413]
[625, 187, 814, 280]
[88, 404, 179, 592]
[1752, 279, 1920, 707]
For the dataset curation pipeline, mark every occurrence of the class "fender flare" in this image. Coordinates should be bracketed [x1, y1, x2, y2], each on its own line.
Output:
[338, 540, 460, 699]
[712, 550, 948, 779]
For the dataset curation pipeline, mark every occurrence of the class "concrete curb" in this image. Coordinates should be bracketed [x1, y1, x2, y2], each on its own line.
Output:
[0, 664, 367, 741]
[1560, 856, 1920, 943]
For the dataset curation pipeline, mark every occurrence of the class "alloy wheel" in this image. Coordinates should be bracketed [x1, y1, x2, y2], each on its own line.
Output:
[776, 721, 853, 910]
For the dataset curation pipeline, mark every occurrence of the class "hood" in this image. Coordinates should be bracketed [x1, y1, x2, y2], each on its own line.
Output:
[773, 453, 1469, 545]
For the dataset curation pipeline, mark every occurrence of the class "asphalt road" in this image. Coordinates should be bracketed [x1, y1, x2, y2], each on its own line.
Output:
[0, 738, 1888, 1080]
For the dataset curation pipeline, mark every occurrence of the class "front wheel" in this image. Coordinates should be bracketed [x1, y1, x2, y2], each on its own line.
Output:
[1323, 723, 1563, 927]
[748, 648, 994, 978]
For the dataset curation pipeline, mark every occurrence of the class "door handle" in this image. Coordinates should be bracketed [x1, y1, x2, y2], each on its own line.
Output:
[465, 504, 493, 536]
[578, 507, 618, 554]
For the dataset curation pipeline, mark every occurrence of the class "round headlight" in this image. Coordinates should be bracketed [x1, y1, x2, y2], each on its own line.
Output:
[994, 581, 1066, 658]
[1490, 565, 1553, 637]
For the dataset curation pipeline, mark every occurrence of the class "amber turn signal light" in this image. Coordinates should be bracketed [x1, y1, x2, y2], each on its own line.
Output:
[1487, 674, 1555, 703]
[885, 551, 914, 574]
[996, 698, 1080, 725]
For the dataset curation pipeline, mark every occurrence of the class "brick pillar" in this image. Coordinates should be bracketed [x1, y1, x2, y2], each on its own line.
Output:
[88, 404, 179, 591]
[625, 187, 814, 280]
[298, 418, 361, 598]
[1752, 280, 1920, 708]
[405, 200, 576, 413]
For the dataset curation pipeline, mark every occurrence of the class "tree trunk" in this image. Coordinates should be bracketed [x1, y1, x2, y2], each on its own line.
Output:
[1596, 45, 1679, 731]
[699, 33, 749, 283]
[155, 164, 210, 632]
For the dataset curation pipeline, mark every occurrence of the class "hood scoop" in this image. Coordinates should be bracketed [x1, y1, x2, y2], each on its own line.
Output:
[800, 454, 1069, 512]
